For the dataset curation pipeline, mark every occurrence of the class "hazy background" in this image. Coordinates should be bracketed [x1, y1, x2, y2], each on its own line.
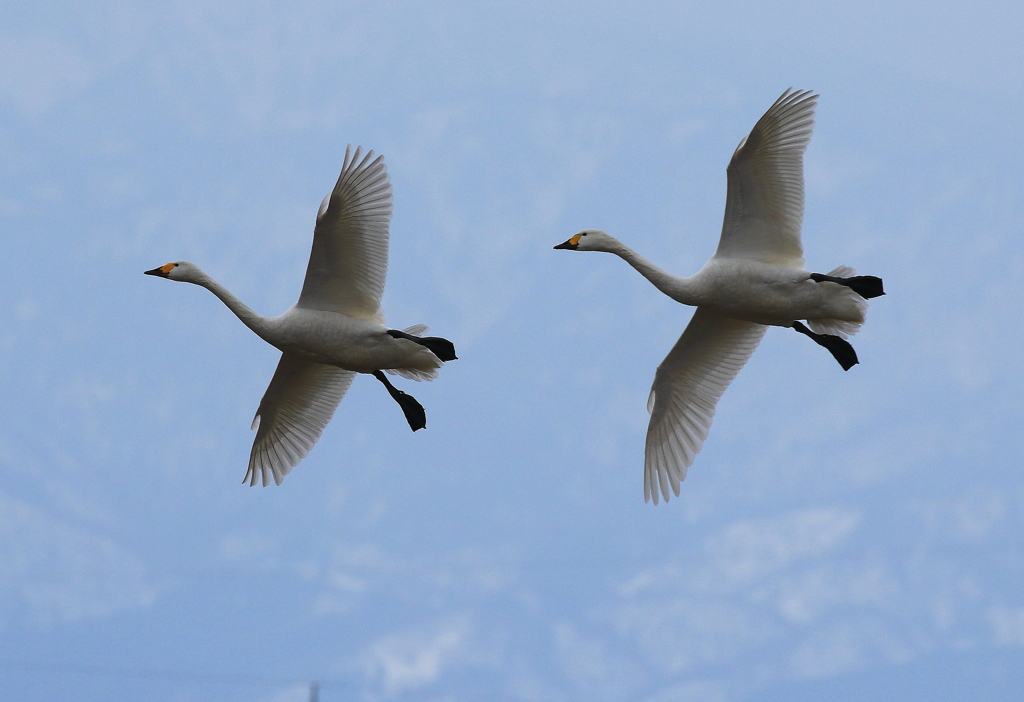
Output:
[2, 1, 1023, 700]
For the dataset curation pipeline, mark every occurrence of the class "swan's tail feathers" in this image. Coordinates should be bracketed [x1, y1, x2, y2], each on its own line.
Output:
[386, 329, 458, 362]
[807, 318, 861, 339]
[811, 269, 885, 299]
[386, 367, 440, 381]
[402, 324, 428, 336]
[372, 370, 426, 431]
[807, 265, 873, 339]
[793, 321, 859, 371]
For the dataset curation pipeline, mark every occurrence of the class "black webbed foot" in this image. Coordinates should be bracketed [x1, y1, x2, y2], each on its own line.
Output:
[386, 329, 458, 362]
[792, 321, 859, 371]
[809, 273, 885, 299]
[372, 370, 426, 431]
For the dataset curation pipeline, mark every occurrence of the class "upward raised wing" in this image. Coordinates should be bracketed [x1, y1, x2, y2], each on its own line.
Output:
[715, 88, 817, 267]
[644, 308, 766, 505]
[296, 145, 393, 322]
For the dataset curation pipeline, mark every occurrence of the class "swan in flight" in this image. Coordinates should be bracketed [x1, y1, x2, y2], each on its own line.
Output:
[555, 89, 884, 505]
[146, 146, 456, 486]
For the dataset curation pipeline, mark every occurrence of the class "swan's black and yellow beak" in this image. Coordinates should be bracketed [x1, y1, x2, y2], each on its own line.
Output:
[144, 263, 175, 278]
[554, 233, 582, 250]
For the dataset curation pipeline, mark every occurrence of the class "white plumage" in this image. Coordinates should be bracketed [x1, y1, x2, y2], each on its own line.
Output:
[555, 89, 884, 504]
[248, 356, 355, 487]
[298, 148, 392, 322]
[147, 146, 456, 486]
[644, 309, 766, 502]
[717, 88, 815, 267]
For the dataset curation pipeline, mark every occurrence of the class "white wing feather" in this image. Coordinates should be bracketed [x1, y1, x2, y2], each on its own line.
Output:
[296, 145, 393, 322]
[246, 354, 355, 487]
[645, 309, 767, 504]
[715, 88, 817, 267]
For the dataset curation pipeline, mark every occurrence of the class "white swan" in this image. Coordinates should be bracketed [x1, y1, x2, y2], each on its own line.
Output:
[146, 146, 457, 487]
[555, 89, 884, 505]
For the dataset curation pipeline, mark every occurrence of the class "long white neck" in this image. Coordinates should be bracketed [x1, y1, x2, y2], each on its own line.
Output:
[192, 271, 274, 339]
[603, 238, 696, 303]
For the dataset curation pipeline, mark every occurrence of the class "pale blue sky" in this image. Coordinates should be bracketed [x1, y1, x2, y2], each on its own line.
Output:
[2, 1, 1023, 700]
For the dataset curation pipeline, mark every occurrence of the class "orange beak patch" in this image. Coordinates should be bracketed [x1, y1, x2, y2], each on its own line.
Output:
[554, 233, 583, 250]
[144, 262, 177, 278]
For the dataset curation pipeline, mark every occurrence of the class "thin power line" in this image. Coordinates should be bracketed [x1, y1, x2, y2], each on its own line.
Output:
[0, 658, 332, 689]
[0, 659, 527, 700]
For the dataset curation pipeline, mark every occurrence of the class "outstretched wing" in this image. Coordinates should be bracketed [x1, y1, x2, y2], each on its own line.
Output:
[296, 145, 393, 322]
[246, 353, 355, 486]
[645, 308, 766, 504]
[715, 88, 817, 267]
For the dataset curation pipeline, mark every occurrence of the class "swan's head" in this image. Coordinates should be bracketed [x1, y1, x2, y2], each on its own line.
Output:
[144, 261, 204, 284]
[553, 229, 617, 252]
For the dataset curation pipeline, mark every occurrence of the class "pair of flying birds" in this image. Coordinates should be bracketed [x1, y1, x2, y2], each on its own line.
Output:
[146, 89, 883, 504]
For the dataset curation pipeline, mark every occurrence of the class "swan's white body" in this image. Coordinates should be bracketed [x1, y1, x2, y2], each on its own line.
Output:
[606, 252, 865, 332]
[148, 146, 449, 486]
[557, 89, 877, 504]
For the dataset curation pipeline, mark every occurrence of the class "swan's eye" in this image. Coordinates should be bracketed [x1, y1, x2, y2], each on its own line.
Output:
[160, 262, 177, 274]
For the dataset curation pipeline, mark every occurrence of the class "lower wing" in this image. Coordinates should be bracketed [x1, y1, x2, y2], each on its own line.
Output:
[246, 353, 355, 486]
[645, 308, 767, 504]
